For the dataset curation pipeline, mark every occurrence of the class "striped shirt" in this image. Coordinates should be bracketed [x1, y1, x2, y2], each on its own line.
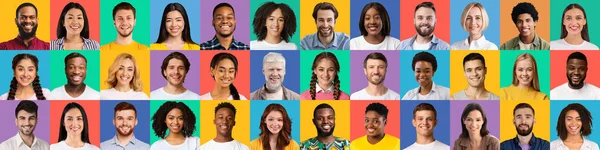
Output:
[50, 37, 100, 50]
[200, 36, 249, 50]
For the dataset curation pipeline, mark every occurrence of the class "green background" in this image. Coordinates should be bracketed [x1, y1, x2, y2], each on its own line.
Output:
[100, 0, 151, 46]
[249, 0, 301, 46]
[550, 0, 600, 44]
[299, 50, 350, 95]
[149, 100, 200, 145]
[500, 51, 550, 96]
[49, 51, 101, 92]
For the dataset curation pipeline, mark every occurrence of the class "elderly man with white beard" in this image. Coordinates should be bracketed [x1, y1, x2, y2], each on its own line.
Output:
[100, 102, 149, 150]
[250, 52, 300, 100]
[351, 52, 400, 100]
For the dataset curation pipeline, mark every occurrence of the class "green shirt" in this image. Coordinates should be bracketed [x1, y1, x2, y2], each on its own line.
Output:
[300, 136, 350, 150]
[500, 34, 550, 50]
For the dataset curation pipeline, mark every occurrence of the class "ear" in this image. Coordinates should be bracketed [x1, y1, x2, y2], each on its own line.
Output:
[163, 69, 167, 78]
[363, 68, 367, 76]
[412, 119, 417, 127]
[15, 118, 17, 126]
[433, 119, 438, 127]
[312, 118, 317, 126]
[113, 118, 116, 126]
[134, 118, 138, 126]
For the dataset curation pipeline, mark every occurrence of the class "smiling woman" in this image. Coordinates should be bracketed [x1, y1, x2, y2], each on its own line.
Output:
[100, 53, 148, 100]
[250, 2, 298, 50]
[250, 103, 298, 150]
[50, 2, 100, 50]
[0, 53, 50, 100]
[50, 102, 99, 150]
[499, 53, 548, 100]
[150, 101, 199, 150]
[150, 3, 199, 50]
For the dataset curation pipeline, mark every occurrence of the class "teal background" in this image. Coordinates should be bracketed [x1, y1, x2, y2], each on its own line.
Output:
[299, 50, 350, 96]
[499, 51, 550, 96]
[550, 0, 600, 45]
[249, 0, 301, 46]
[149, 100, 200, 145]
[100, 0, 151, 46]
[49, 51, 100, 92]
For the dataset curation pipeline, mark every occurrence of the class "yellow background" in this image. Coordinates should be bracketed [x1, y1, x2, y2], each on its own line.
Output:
[450, 50, 500, 96]
[99, 50, 150, 96]
[0, 0, 51, 42]
[299, 0, 351, 40]
[200, 100, 251, 146]
[300, 100, 350, 142]
[499, 100, 550, 142]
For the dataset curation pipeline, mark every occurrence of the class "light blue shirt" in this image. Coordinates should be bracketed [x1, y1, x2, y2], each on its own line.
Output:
[398, 34, 450, 50]
[402, 82, 450, 100]
[300, 32, 350, 50]
[100, 135, 150, 150]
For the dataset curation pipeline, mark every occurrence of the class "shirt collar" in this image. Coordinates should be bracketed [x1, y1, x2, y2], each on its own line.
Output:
[511, 133, 539, 145]
[14, 132, 40, 148]
[209, 35, 243, 49]
[463, 35, 487, 47]
[110, 135, 138, 146]
[15, 36, 40, 47]
[316, 83, 333, 93]
[418, 82, 438, 93]
[312, 33, 339, 48]
[556, 137, 595, 149]
[259, 84, 289, 99]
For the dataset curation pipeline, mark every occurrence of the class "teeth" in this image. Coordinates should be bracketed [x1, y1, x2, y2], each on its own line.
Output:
[367, 129, 374, 132]
[323, 125, 331, 129]
[220, 25, 230, 29]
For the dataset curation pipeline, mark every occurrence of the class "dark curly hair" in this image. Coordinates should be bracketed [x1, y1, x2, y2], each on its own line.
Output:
[8, 53, 46, 100]
[412, 51, 437, 72]
[511, 2, 538, 25]
[152, 101, 196, 138]
[252, 2, 296, 42]
[309, 52, 341, 100]
[556, 103, 592, 141]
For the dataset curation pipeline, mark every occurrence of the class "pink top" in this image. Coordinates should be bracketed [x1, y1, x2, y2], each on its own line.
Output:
[299, 90, 350, 100]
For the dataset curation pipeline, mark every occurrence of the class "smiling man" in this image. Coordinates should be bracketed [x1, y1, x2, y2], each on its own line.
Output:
[405, 103, 448, 150]
[100, 2, 148, 50]
[500, 103, 549, 150]
[500, 2, 549, 50]
[300, 103, 350, 150]
[300, 2, 350, 50]
[351, 52, 400, 100]
[250, 52, 299, 100]
[51, 52, 100, 100]
[200, 2, 249, 50]
[200, 102, 249, 150]
[399, 2, 450, 50]
[150, 52, 200, 100]
[0, 100, 49, 150]
[0, 2, 49, 50]
[550, 52, 600, 100]
[100, 102, 149, 150]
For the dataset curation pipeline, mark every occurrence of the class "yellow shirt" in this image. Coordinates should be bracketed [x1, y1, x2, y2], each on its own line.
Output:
[100, 41, 148, 50]
[349, 134, 400, 150]
[250, 138, 299, 150]
[500, 84, 549, 100]
[150, 43, 200, 50]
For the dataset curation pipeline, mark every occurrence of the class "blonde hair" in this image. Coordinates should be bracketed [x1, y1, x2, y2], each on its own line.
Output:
[105, 53, 143, 92]
[511, 53, 540, 91]
[460, 2, 489, 32]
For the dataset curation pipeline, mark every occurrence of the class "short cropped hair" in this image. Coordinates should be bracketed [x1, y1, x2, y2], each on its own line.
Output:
[412, 52, 437, 72]
[460, 2, 489, 32]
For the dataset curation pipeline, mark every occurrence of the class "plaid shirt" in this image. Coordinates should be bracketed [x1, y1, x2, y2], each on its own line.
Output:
[200, 36, 249, 50]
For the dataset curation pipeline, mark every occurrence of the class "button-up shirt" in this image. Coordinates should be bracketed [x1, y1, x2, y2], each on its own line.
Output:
[200, 36, 249, 50]
[402, 82, 450, 100]
[451, 35, 499, 50]
[300, 32, 350, 50]
[0, 36, 49, 50]
[399, 34, 450, 50]
[50, 37, 100, 50]
[500, 133, 550, 150]
[500, 34, 550, 50]
[250, 84, 300, 100]
[0, 133, 49, 150]
[100, 135, 149, 150]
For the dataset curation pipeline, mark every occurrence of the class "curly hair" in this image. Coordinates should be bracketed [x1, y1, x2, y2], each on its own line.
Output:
[105, 53, 143, 92]
[309, 52, 341, 100]
[557, 103, 592, 141]
[8, 53, 46, 100]
[252, 2, 296, 42]
[412, 51, 438, 72]
[210, 52, 240, 100]
[152, 101, 196, 138]
[511, 2, 538, 24]
[259, 103, 292, 150]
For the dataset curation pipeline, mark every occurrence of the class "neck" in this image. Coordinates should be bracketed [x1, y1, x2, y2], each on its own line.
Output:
[166, 132, 185, 141]
[419, 82, 433, 95]
[318, 33, 334, 47]
[317, 82, 332, 92]
[416, 134, 435, 144]
[415, 34, 433, 44]
[468, 33, 483, 44]
[516, 83, 530, 89]
[519, 34, 535, 44]
[214, 133, 233, 142]
[211, 85, 231, 99]
[116, 133, 134, 146]
[469, 134, 483, 146]
[264, 35, 282, 44]
[64, 83, 86, 96]
[65, 135, 84, 148]
[115, 35, 133, 45]
[364, 34, 385, 44]
[517, 133, 533, 145]
[15, 84, 34, 97]
[65, 34, 83, 43]
[19, 132, 35, 147]
[367, 133, 385, 144]
[565, 33, 585, 45]
[365, 83, 387, 96]
[465, 85, 487, 99]
[114, 84, 132, 92]
[216, 34, 233, 49]
[317, 135, 335, 144]
[565, 134, 583, 142]
[164, 36, 184, 44]
[164, 83, 186, 94]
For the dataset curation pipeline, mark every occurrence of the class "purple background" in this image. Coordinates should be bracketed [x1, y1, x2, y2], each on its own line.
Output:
[450, 100, 500, 148]
[349, 51, 400, 94]
[0, 101, 50, 143]
[200, 0, 251, 45]
[150, 51, 201, 96]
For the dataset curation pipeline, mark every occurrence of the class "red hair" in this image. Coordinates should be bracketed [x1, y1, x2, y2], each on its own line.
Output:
[259, 104, 292, 150]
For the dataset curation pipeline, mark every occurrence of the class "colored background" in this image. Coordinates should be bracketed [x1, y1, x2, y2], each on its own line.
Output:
[149, 100, 200, 145]
[449, 50, 500, 97]
[50, 100, 100, 147]
[449, 100, 500, 149]
[0, 51, 50, 96]
[349, 51, 400, 95]
[100, 100, 150, 144]
[399, 0, 451, 44]
[0, 0, 51, 43]
[249, 101, 300, 143]
[299, 50, 350, 97]
[200, 100, 250, 146]
[499, 100, 550, 142]
[150, 0, 201, 45]
[0, 101, 50, 144]
[499, 0, 550, 48]
[299, 0, 351, 41]
[499, 50, 550, 96]
[150, 50, 201, 98]
[400, 100, 450, 149]
[399, 50, 450, 98]
[450, 0, 500, 47]
[99, 0, 151, 46]
[199, 50, 250, 99]
[100, 50, 151, 96]
[250, 0, 301, 46]
[550, 51, 600, 90]
[299, 100, 350, 142]
[199, 0, 250, 45]
[49, 51, 100, 94]
[350, 0, 400, 39]
[50, 0, 100, 42]
[550, 101, 600, 143]
[250, 50, 301, 95]
[350, 100, 400, 141]
[550, 0, 600, 44]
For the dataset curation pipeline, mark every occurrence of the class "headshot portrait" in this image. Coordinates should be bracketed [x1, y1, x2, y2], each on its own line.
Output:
[550, 102, 599, 149]
[100, 101, 150, 150]
[199, 2, 249, 50]
[299, 51, 350, 100]
[50, 52, 100, 100]
[350, 51, 400, 100]
[250, 52, 300, 100]
[0, 100, 50, 150]
[350, 102, 400, 149]
[451, 102, 500, 150]
[401, 51, 450, 100]
[500, 52, 549, 100]
[50, 102, 99, 150]
[500, 2, 550, 50]
[150, 101, 200, 150]
[550, 3, 598, 50]
[150, 51, 200, 100]
[403, 102, 450, 150]
[50, 2, 100, 50]
[550, 51, 600, 100]
[200, 101, 250, 150]
[451, 52, 499, 100]
[0, 2, 50, 50]
[100, 2, 149, 51]
[450, 2, 498, 50]
[300, 102, 350, 150]
[250, 103, 299, 150]
[300, 2, 350, 50]
[500, 102, 550, 150]
[0, 53, 51, 100]
[399, 1, 450, 50]
[250, 1, 298, 50]
[400, 100, 450, 150]
[150, 2, 199, 50]
[100, 52, 149, 100]
[200, 52, 248, 100]
[350, 2, 400, 50]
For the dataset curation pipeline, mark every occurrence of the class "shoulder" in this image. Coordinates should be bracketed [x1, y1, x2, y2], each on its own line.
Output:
[484, 134, 500, 145]
[150, 43, 166, 49]
[584, 41, 600, 50]
[386, 36, 401, 43]
[85, 143, 100, 150]
[299, 90, 312, 100]
[199, 92, 212, 100]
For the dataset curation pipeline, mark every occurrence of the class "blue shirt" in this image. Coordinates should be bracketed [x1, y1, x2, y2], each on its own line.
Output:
[398, 34, 450, 50]
[100, 135, 150, 150]
[200, 36, 250, 50]
[500, 134, 549, 150]
[300, 32, 350, 50]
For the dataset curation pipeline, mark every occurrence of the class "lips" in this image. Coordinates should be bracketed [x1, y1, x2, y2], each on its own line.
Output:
[571, 76, 581, 83]
[322, 124, 331, 130]
[169, 27, 180, 33]
[220, 25, 231, 29]
[70, 126, 80, 132]
[367, 25, 378, 31]
[71, 75, 83, 82]
[269, 76, 280, 83]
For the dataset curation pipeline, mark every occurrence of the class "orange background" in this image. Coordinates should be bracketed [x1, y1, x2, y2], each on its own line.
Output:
[50, 100, 100, 147]
[399, 0, 450, 43]
[499, 0, 550, 46]
[199, 51, 250, 99]
[50, 0, 100, 42]
[550, 51, 600, 89]
[349, 100, 400, 141]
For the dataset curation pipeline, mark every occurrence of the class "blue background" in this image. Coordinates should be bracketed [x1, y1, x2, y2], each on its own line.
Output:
[400, 100, 451, 149]
[399, 51, 450, 98]
[0, 51, 50, 96]
[450, 0, 500, 47]
[350, 0, 400, 39]
[250, 51, 300, 95]
[249, 101, 300, 143]
[100, 100, 151, 144]
[550, 101, 600, 143]
[150, 0, 201, 44]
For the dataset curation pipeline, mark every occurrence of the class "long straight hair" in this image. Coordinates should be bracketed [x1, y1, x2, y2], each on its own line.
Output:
[155, 3, 196, 44]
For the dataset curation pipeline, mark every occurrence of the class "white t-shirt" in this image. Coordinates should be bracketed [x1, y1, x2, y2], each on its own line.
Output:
[199, 92, 247, 100]
[199, 139, 249, 150]
[250, 40, 297, 50]
[404, 140, 450, 150]
[0, 88, 51, 100]
[450, 35, 498, 50]
[50, 85, 100, 100]
[350, 36, 401, 50]
[150, 136, 200, 150]
[412, 41, 431, 50]
[151, 87, 200, 100]
[550, 82, 600, 100]
[50, 141, 99, 150]
[350, 88, 400, 100]
[550, 39, 599, 50]
[100, 88, 149, 100]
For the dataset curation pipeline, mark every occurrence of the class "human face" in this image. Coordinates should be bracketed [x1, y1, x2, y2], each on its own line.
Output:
[364, 8, 382, 36]
[364, 111, 385, 137]
[213, 107, 235, 136]
[465, 7, 483, 35]
[64, 108, 83, 137]
[364, 59, 386, 85]
[114, 9, 135, 37]
[412, 110, 436, 136]
[263, 62, 285, 91]
[513, 108, 535, 136]
[515, 59, 534, 87]
[567, 58, 587, 89]
[16, 6, 38, 39]
[116, 58, 134, 88]
[163, 58, 186, 86]
[165, 108, 183, 134]
[266, 8, 284, 39]
[63, 8, 84, 36]
[16, 110, 37, 136]
[165, 10, 184, 38]
[14, 58, 37, 87]
[313, 108, 335, 137]
[414, 7, 436, 37]
[213, 6, 236, 38]
[313, 59, 336, 88]
[211, 59, 236, 88]
[265, 110, 283, 135]
[563, 8, 586, 36]
[463, 110, 483, 135]
[516, 13, 536, 37]
[414, 61, 434, 87]
[114, 109, 137, 136]
[464, 60, 486, 88]
[66, 57, 87, 86]
[316, 9, 335, 38]
[565, 110, 582, 136]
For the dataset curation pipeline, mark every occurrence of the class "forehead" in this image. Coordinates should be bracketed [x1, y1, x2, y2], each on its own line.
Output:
[565, 8, 584, 16]
[365, 110, 382, 118]
[120, 58, 134, 66]
[468, 7, 482, 15]
[366, 59, 386, 65]
[66, 8, 83, 14]
[415, 61, 432, 68]
[567, 58, 587, 66]
[267, 110, 282, 117]
[17, 59, 35, 66]
[167, 108, 182, 115]
[415, 110, 435, 116]
[464, 59, 483, 67]
[517, 13, 532, 19]
[65, 108, 82, 116]
[366, 8, 379, 15]
[215, 6, 234, 15]
[217, 59, 235, 67]
[516, 59, 533, 67]
[415, 7, 435, 15]
[467, 110, 482, 117]
[116, 9, 134, 16]
[317, 58, 334, 67]
[18, 6, 37, 16]
[17, 110, 36, 116]
[168, 58, 185, 66]
[566, 109, 580, 116]
[317, 9, 335, 18]
[167, 10, 182, 17]
[216, 107, 234, 115]
[269, 8, 282, 17]
[115, 109, 136, 115]
[264, 62, 284, 68]
[67, 57, 87, 64]
[514, 107, 533, 115]
[315, 108, 334, 115]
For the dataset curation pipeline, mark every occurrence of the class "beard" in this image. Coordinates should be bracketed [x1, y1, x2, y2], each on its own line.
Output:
[317, 126, 335, 137]
[567, 74, 586, 89]
[265, 75, 284, 91]
[116, 125, 134, 136]
[118, 29, 133, 37]
[415, 24, 434, 37]
[318, 27, 333, 37]
[516, 124, 533, 136]
[367, 74, 385, 85]
[18, 22, 38, 39]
